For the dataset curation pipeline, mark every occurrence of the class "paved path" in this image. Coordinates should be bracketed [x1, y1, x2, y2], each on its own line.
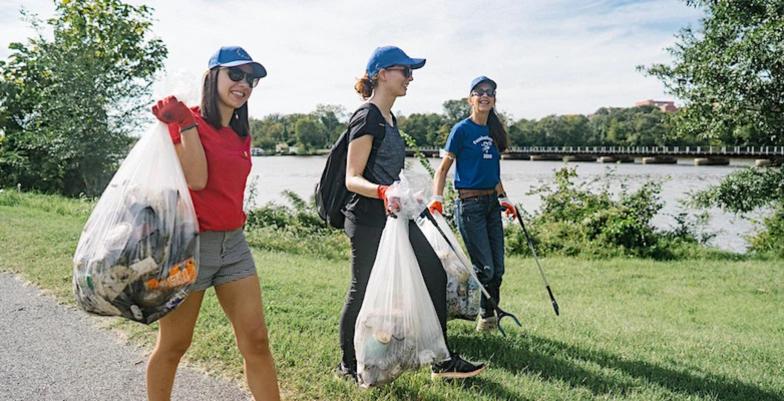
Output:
[0, 272, 251, 401]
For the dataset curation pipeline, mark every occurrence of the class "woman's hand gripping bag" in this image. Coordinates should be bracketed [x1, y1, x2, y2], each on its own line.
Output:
[72, 122, 199, 324]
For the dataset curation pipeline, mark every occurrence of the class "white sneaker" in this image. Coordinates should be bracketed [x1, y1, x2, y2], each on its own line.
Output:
[475, 315, 498, 332]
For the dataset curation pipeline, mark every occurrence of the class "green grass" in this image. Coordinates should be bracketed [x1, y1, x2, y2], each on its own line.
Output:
[1, 191, 783, 400]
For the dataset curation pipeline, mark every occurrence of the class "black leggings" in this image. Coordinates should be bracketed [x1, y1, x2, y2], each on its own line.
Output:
[340, 218, 448, 369]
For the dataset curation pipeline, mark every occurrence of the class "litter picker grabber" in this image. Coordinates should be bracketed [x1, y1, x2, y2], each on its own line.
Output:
[420, 209, 522, 337]
[513, 206, 560, 316]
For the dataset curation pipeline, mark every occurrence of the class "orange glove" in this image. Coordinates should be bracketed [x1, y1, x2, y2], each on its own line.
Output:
[377, 185, 400, 215]
[499, 197, 517, 218]
[151, 96, 195, 128]
[427, 195, 444, 215]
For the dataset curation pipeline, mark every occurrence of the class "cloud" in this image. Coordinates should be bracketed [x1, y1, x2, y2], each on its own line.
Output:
[0, 0, 55, 58]
[0, 0, 703, 119]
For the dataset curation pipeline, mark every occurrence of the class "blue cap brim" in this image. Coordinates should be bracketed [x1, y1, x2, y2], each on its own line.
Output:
[219, 60, 267, 78]
[381, 57, 426, 71]
[408, 58, 426, 69]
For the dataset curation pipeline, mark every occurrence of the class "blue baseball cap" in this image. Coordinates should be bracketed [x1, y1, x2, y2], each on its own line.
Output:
[208, 46, 267, 78]
[469, 76, 497, 92]
[366, 46, 426, 77]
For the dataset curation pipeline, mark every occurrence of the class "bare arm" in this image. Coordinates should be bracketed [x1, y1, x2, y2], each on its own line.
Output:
[495, 180, 507, 197]
[174, 126, 208, 191]
[345, 134, 382, 198]
[432, 152, 455, 197]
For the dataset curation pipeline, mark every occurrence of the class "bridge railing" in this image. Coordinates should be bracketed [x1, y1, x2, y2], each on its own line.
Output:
[502, 145, 783, 156]
[409, 146, 784, 157]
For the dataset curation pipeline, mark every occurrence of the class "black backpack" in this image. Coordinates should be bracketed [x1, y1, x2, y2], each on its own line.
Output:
[315, 104, 385, 229]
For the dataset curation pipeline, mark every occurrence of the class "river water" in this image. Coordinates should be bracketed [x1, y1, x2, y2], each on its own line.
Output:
[246, 156, 760, 253]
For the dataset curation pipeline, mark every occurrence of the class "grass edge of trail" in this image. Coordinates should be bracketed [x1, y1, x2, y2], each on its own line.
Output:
[1, 200, 783, 401]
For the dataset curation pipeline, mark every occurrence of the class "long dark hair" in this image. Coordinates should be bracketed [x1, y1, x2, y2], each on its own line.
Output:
[487, 108, 508, 152]
[200, 68, 250, 137]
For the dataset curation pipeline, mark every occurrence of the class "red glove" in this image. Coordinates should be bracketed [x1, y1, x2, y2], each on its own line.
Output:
[377, 185, 400, 215]
[427, 195, 444, 215]
[499, 197, 517, 218]
[151, 96, 195, 128]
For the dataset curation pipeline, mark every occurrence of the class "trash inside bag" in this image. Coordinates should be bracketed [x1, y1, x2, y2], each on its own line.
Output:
[72, 123, 199, 324]
[418, 212, 480, 321]
[354, 173, 449, 387]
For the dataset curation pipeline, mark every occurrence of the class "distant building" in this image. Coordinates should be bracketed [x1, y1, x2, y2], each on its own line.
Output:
[635, 99, 678, 113]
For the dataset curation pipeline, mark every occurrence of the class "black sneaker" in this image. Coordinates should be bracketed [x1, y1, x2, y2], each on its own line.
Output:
[334, 362, 357, 382]
[431, 354, 486, 379]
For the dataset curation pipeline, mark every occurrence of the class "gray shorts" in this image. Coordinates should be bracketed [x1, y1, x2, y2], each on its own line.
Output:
[192, 229, 256, 292]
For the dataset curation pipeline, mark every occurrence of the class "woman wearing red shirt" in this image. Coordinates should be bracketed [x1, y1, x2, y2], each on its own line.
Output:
[148, 46, 280, 401]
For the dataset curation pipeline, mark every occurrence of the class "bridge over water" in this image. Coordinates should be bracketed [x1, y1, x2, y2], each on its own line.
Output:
[408, 145, 784, 166]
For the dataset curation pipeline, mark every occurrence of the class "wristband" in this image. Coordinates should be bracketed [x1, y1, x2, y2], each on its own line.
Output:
[377, 185, 388, 200]
[179, 123, 198, 133]
[431, 195, 444, 202]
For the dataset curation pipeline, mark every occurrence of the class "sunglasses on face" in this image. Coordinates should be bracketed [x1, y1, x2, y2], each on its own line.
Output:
[471, 88, 496, 97]
[385, 65, 412, 78]
[225, 67, 260, 87]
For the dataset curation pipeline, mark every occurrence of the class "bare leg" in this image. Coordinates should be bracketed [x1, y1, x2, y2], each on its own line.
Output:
[146, 290, 205, 401]
[215, 275, 281, 401]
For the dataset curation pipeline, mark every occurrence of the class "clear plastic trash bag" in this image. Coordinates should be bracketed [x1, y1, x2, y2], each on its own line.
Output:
[386, 173, 428, 220]
[354, 173, 449, 387]
[418, 212, 480, 321]
[72, 122, 199, 324]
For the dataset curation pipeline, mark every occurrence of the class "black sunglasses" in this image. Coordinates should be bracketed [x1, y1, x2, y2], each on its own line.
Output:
[385, 65, 412, 78]
[225, 67, 260, 87]
[471, 88, 496, 97]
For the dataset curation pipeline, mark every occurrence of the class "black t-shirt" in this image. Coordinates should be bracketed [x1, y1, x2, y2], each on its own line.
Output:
[343, 103, 403, 228]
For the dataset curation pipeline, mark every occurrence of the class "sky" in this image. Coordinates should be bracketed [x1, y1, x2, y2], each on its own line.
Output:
[0, 0, 704, 120]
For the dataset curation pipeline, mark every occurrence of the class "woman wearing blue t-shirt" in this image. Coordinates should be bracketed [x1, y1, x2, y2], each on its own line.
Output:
[428, 76, 515, 332]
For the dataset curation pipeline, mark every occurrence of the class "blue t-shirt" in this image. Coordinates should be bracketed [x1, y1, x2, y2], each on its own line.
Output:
[443, 118, 501, 189]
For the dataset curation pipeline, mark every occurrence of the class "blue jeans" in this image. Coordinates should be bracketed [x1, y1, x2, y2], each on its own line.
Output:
[455, 194, 505, 318]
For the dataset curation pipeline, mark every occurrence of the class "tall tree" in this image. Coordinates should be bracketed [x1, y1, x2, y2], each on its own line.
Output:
[442, 98, 470, 128]
[646, 0, 784, 256]
[312, 104, 347, 144]
[398, 113, 444, 147]
[0, 0, 167, 196]
[250, 115, 287, 150]
[294, 116, 326, 150]
[642, 0, 784, 146]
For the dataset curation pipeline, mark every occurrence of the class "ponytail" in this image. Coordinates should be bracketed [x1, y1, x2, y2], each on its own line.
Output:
[487, 108, 508, 152]
[354, 73, 377, 100]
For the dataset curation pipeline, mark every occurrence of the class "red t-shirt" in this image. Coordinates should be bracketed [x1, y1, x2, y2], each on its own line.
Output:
[168, 108, 252, 232]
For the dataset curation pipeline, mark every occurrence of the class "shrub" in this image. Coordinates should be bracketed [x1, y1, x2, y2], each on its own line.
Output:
[693, 166, 784, 258]
[244, 190, 349, 260]
[507, 166, 722, 260]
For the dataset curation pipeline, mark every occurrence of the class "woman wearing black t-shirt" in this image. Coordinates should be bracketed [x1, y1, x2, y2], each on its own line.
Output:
[336, 45, 485, 381]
